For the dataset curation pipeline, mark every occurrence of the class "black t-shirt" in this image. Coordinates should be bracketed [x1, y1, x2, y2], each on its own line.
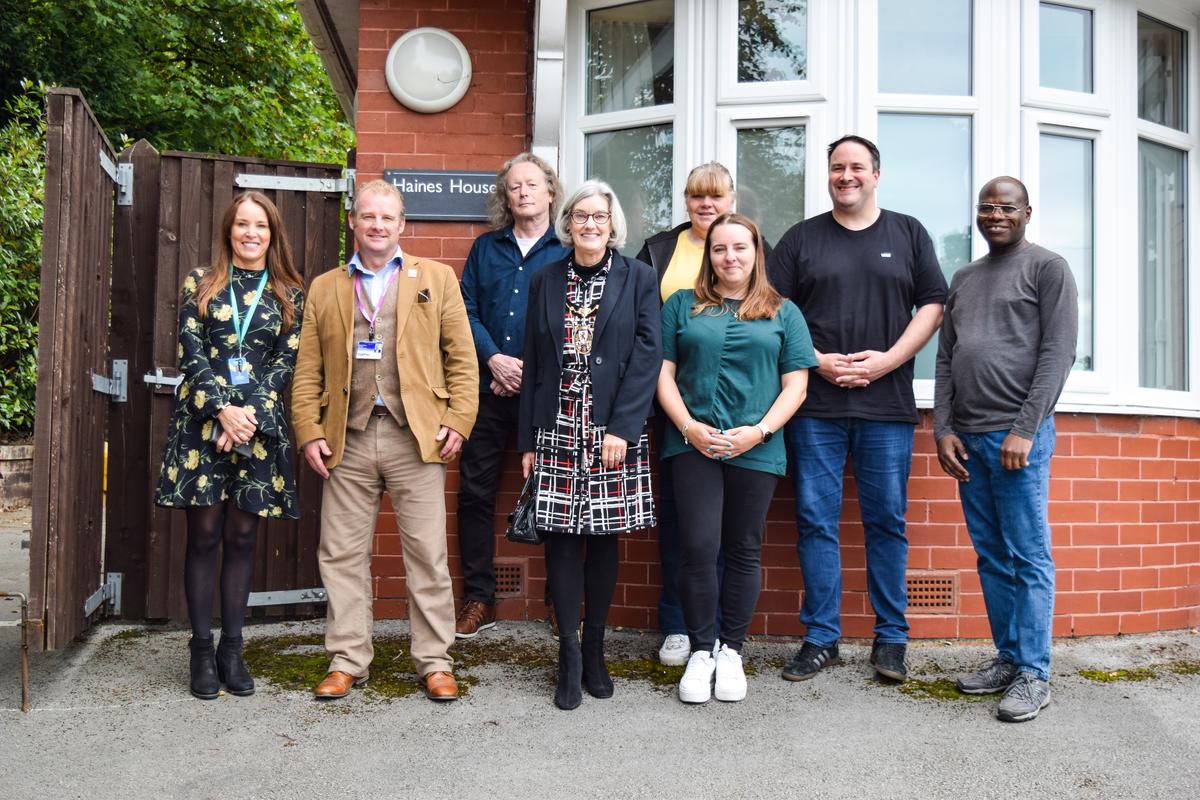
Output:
[767, 209, 947, 423]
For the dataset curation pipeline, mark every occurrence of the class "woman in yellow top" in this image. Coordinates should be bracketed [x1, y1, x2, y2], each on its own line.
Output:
[637, 162, 753, 668]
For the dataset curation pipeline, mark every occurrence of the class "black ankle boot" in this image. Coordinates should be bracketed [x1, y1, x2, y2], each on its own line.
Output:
[581, 625, 613, 699]
[189, 637, 220, 700]
[215, 635, 255, 696]
[554, 634, 583, 710]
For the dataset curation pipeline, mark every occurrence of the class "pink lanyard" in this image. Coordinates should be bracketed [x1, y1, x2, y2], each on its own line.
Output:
[353, 267, 399, 340]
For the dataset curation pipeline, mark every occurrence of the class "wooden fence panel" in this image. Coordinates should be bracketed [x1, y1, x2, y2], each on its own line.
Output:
[29, 89, 117, 649]
[142, 152, 344, 622]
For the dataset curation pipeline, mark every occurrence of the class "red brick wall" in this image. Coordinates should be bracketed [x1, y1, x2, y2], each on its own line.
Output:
[355, 3, 1200, 637]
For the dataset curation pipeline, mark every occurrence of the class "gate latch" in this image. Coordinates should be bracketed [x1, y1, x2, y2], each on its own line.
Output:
[83, 572, 123, 617]
[142, 367, 184, 394]
[91, 359, 128, 402]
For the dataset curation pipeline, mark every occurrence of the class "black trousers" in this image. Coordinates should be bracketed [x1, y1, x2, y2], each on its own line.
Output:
[671, 450, 778, 652]
[456, 392, 521, 604]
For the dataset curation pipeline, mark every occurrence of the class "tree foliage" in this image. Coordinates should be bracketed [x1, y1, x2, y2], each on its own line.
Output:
[0, 83, 47, 433]
[0, 0, 353, 163]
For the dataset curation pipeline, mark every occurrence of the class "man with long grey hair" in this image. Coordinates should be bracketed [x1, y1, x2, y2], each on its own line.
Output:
[454, 153, 569, 639]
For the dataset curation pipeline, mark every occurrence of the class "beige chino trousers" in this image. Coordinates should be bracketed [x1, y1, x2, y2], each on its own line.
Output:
[318, 414, 454, 677]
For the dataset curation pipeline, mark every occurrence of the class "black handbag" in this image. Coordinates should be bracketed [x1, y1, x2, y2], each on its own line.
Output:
[504, 473, 543, 545]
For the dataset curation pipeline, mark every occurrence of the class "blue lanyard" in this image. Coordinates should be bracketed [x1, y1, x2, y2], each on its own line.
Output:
[229, 265, 270, 356]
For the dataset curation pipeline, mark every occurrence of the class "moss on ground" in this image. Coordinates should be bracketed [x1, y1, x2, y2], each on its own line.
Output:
[1166, 661, 1200, 676]
[897, 678, 989, 702]
[1078, 667, 1158, 683]
[243, 633, 425, 700]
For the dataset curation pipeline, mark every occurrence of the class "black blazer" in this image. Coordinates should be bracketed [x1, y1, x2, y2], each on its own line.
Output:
[517, 251, 662, 452]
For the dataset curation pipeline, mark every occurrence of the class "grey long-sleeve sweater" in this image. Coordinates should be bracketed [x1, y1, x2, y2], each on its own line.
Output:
[933, 241, 1079, 441]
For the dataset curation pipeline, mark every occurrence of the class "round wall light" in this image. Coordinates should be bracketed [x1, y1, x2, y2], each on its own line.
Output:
[384, 27, 473, 114]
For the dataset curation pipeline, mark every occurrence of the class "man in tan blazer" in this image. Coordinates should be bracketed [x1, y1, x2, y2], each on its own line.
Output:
[292, 179, 478, 701]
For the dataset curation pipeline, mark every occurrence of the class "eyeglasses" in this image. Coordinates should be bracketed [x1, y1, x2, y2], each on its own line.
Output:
[570, 211, 611, 225]
[975, 203, 1027, 216]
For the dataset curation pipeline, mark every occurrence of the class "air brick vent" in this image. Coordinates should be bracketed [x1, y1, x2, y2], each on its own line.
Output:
[906, 571, 958, 613]
[494, 559, 526, 598]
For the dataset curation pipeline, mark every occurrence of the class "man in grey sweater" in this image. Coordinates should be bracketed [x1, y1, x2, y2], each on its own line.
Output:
[934, 176, 1078, 723]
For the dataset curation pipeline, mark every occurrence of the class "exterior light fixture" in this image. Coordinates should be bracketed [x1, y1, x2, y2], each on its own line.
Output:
[384, 27, 473, 114]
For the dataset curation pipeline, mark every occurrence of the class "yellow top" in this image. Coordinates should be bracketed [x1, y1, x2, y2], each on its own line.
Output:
[659, 229, 704, 302]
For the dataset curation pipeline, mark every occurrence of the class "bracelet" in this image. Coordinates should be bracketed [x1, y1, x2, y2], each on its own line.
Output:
[680, 417, 695, 447]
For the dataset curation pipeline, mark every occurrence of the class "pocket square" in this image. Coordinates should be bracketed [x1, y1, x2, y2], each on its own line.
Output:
[417, 289, 431, 303]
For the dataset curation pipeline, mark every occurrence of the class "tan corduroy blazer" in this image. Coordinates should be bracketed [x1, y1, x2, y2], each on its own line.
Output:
[291, 256, 479, 469]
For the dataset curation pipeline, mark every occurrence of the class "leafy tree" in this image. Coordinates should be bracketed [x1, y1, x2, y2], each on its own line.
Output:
[0, 83, 47, 434]
[0, 0, 353, 163]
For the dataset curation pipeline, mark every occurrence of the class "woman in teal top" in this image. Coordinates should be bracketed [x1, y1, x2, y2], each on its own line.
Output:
[657, 213, 817, 704]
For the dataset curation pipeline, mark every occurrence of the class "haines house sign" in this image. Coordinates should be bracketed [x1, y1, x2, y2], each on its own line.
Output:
[382, 169, 494, 221]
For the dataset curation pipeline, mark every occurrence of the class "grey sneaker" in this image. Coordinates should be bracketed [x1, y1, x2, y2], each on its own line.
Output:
[997, 672, 1051, 722]
[956, 658, 1018, 695]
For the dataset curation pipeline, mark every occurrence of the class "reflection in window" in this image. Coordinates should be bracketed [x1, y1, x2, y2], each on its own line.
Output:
[738, 0, 807, 83]
[1138, 14, 1187, 131]
[587, 0, 674, 115]
[1138, 140, 1188, 390]
[1040, 3, 1093, 93]
[877, 114, 972, 380]
[878, 0, 971, 96]
[736, 126, 805, 247]
[1039, 134, 1094, 371]
[586, 125, 674, 257]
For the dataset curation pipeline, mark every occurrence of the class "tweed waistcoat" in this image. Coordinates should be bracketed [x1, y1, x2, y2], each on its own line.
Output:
[347, 274, 408, 430]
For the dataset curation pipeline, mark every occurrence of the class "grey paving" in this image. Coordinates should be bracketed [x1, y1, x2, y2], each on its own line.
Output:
[1, 617, 1198, 800]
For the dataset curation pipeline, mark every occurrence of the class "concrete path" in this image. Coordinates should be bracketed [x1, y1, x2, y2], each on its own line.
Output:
[1, 617, 1198, 800]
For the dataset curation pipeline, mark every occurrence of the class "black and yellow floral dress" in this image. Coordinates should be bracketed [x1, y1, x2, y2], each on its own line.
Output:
[154, 266, 304, 518]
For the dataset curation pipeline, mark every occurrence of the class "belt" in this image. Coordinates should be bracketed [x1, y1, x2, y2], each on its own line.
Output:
[371, 405, 390, 417]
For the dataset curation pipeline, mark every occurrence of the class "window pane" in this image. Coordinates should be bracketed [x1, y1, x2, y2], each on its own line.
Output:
[738, 0, 807, 83]
[878, 0, 971, 96]
[1039, 134, 1094, 371]
[1138, 14, 1187, 131]
[586, 124, 674, 257]
[1138, 140, 1188, 390]
[736, 125, 805, 247]
[877, 114, 972, 380]
[587, 0, 674, 115]
[1040, 2, 1093, 93]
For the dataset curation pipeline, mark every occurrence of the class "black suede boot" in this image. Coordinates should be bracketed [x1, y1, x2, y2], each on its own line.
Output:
[554, 633, 583, 710]
[189, 637, 220, 700]
[581, 624, 613, 698]
[215, 634, 255, 696]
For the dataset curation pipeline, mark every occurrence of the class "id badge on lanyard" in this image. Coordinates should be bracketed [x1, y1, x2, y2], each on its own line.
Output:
[228, 266, 269, 384]
[356, 340, 383, 360]
[354, 268, 397, 360]
[227, 357, 252, 384]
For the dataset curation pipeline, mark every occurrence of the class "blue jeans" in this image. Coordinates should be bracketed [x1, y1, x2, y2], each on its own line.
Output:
[785, 417, 914, 646]
[957, 419, 1056, 681]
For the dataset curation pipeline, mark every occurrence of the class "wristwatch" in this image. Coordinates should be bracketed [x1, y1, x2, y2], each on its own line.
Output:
[756, 423, 773, 443]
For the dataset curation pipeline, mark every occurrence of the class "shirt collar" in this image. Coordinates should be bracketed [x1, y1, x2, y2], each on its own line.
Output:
[347, 246, 404, 278]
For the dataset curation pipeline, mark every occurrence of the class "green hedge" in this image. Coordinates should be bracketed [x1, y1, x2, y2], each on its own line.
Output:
[0, 82, 44, 434]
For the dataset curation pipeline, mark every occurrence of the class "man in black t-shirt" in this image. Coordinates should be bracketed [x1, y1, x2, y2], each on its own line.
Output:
[768, 135, 947, 684]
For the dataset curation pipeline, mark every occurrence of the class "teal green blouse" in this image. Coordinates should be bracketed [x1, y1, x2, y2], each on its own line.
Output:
[661, 289, 817, 475]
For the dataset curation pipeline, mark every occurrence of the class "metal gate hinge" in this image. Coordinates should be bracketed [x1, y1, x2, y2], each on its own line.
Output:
[83, 572, 123, 617]
[234, 173, 349, 193]
[91, 359, 128, 402]
[246, 588, 327, 608]
[98, 150, 133, 206]
[343, 168, 356, 210]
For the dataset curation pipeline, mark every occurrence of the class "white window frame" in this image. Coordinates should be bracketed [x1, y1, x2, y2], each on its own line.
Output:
[714, 0, 828, 106]
[1023, 0, 1116, 117]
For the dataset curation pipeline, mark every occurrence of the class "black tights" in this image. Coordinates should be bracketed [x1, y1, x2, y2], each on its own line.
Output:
[185, 503, 261, 640]
[545, 532, 619, 637]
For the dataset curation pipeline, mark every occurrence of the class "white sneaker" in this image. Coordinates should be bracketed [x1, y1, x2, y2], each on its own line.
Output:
[678, 651, 715, 704]
[658, 633, 691, 666]
[714, 644, 746, 702]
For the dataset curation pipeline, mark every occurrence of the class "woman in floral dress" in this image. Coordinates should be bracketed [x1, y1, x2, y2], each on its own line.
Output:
[519, 180, 662, 710]
[155, 191, 305, 700]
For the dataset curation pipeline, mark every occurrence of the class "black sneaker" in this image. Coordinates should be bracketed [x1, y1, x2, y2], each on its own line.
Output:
[781, 641, 841, 681]
[869, 639, 908, 681]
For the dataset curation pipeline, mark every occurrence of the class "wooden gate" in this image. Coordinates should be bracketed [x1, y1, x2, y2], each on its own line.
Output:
[28, 90, 118, 649]
[30, 89, 348, 648]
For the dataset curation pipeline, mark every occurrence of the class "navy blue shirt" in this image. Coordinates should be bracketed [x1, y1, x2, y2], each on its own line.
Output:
[460, 226, 569, 393]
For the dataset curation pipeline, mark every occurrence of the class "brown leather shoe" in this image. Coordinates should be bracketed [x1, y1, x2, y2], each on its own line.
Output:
[313, 671, 367, 699]
[454, 600, 496, 639]
[420, 671, 458, 702]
